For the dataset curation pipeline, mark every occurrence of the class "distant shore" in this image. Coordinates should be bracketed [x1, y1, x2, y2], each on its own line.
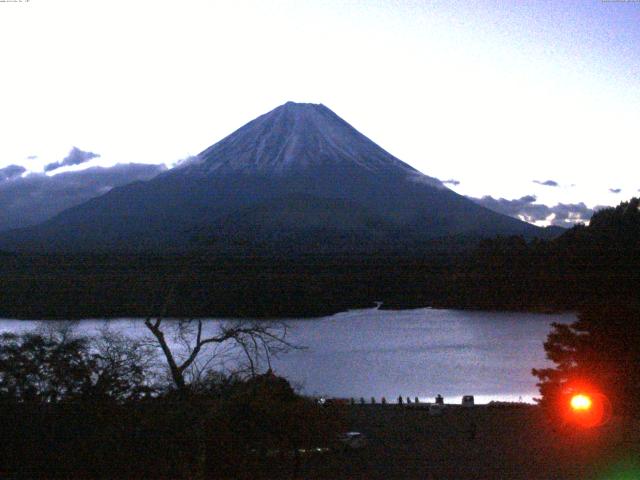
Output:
[0, 250, 596, 321]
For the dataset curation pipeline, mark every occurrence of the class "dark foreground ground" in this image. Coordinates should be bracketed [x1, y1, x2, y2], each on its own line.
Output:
[283, 404, 640, 480]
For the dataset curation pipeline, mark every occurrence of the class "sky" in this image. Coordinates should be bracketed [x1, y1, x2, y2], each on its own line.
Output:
[0, 0, 639, 229]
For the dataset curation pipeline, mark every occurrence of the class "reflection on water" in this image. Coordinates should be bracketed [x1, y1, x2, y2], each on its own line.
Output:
[0, 308, 575, 403]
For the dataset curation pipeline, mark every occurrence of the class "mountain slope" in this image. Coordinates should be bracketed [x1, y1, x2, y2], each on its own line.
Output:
[0, 102, 544, 252]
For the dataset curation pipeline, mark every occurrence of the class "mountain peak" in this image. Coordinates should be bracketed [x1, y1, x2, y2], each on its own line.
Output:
[184, 102, 425, 178]
[279, 101, 330, 112]
[282, 100, 323, 108]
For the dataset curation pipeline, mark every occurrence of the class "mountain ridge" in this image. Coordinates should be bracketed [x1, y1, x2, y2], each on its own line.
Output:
[0, 101, 548, 252]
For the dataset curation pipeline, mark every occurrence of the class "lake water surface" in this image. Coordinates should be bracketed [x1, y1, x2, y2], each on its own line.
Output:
[0, 308, 575, 404]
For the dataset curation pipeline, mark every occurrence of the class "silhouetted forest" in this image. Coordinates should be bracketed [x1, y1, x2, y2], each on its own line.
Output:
[458, 198, 640, 311]
[0, 198, 637, 319]
[0, 248, 460, 319]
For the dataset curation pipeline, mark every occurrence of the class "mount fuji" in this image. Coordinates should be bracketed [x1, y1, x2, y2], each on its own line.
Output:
[0, 102, 545, 252]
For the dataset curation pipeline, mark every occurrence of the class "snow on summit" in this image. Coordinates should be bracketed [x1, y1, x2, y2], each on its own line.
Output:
[187, 102, 439, 185]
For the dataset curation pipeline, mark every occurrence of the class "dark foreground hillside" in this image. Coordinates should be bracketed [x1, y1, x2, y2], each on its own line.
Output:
[314, 404, 640, 480]
[3, 401, 637, 479]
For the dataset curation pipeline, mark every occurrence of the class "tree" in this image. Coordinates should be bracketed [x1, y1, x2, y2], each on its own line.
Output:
[532, 304, 640, 417]
[143, 315, 298, 392]
[91, 326, 159, 400]
[0, 329, 155, 403]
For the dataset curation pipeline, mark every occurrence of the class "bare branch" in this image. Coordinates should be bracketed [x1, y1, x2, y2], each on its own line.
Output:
[143, 315, 302, 391]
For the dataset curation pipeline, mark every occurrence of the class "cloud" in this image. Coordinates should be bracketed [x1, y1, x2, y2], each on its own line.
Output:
[407, 172, 446, 189]
[533, 179, 559, 187]
[0, 164, 26, 181]
[442, 179, 460, 186]
[171, 155, 200, 169]
[470, 194, 594, 227]
[44, 147, 101, 172]
[547, 202, 594, 225]
[0, 163, 166, 232]
[609, 188, 621, 194]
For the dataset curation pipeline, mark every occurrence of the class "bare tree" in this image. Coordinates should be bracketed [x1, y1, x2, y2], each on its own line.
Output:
[93, 326, 161, 398]
[143, 316, 298, 392]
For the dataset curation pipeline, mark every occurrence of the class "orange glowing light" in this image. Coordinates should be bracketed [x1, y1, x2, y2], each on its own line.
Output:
[570, 394, 592, 411]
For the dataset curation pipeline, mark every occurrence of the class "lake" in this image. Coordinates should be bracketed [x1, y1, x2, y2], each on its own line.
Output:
[0, 308, 575, 404]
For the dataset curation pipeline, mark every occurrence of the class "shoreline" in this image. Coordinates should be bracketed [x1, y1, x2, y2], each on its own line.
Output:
[1, 303, 575, 321]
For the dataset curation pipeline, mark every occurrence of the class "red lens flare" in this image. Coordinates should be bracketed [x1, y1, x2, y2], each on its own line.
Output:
[563, 391, 611, 428]
[570, 394, 592, 411]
